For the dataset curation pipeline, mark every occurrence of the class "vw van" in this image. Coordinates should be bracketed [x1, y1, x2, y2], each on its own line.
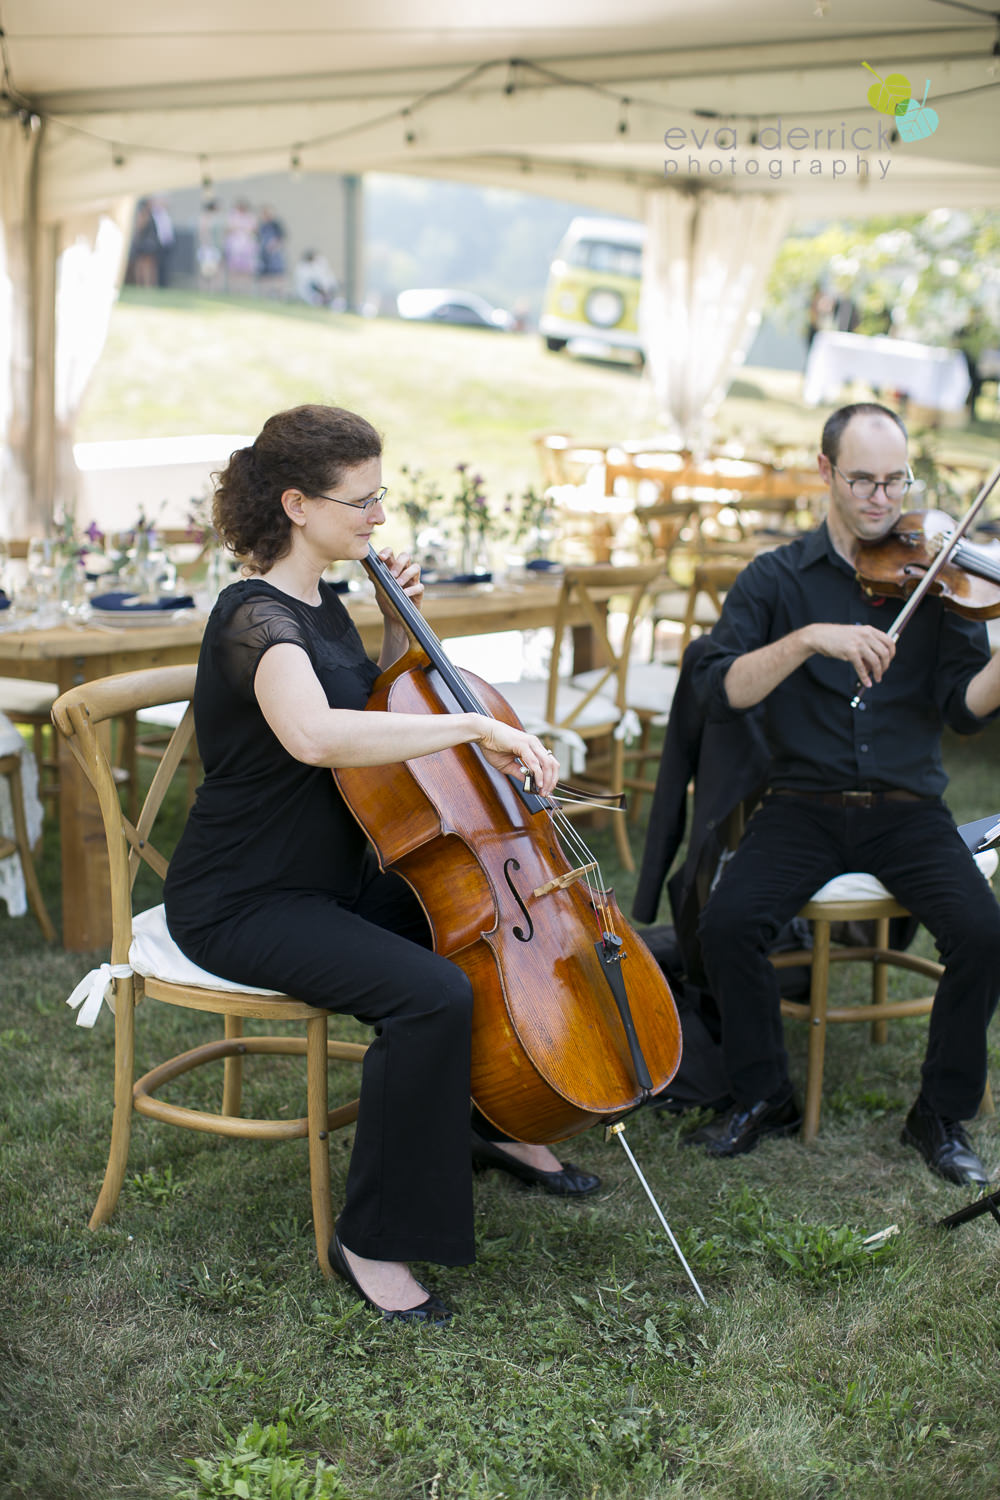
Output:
[539, 216, 645, 360]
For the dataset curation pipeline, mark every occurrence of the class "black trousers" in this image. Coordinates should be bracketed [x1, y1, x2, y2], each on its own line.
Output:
[170, 867, 477, 1266]
[698, 796, 1000, 1120]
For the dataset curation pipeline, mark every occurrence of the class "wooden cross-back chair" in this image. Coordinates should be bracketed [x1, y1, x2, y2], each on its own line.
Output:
[493, 563, 666, 872]
[51, 664, 367, 1277]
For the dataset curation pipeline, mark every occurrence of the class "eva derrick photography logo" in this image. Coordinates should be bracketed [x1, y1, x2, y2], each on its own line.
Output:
[862, 62, 940, 141]
[662, 63, 939, 183]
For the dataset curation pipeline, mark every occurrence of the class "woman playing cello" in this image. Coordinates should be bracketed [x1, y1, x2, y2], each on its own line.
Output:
[164, 404, 600, 1325]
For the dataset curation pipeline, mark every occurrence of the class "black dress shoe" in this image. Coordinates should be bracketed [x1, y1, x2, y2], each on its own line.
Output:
[689, 1094, 802, 1158]
[470, 1130, 601, 1196]
[900, 1097, 990, 1187]
[327, 1231, 452, 1324]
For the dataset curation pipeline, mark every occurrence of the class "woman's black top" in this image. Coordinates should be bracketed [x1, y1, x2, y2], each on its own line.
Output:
[164, 578, 380, 944]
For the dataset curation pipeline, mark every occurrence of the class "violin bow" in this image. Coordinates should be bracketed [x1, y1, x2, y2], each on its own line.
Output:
[850, 462, 1000, 709]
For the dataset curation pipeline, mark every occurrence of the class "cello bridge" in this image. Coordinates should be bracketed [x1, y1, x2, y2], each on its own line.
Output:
[532, 862, 598, 898]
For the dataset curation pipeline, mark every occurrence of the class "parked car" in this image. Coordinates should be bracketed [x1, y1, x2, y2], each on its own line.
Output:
[395, 288, 515, 331]
[539, 216, 645, 360]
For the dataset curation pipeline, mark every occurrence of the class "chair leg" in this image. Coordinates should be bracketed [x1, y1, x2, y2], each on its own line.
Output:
[627, 722, 652, 825]
[222, 1014, 244, 1116]
[8, 757, 55, 941]
[801, 919, 831, 1143]
[610, 739, 634, 873]
[870, 914, 890, 1045]
[89, 983, 137, 1229]
[306, 1012, 335, 1277]
[979, 1077, 995, 1118]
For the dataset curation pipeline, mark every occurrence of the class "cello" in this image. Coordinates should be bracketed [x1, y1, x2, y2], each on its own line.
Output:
[333, 549, 683, 1146]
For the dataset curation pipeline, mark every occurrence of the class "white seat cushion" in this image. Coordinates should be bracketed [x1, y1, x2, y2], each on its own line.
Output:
[809, 849, 997, 906]
[0, 679, 57, 716]
[131, 905, 283, 994]
[136, 700, 190, 728]
[489, 678, 620, 734]
[573, 662, 680, 717]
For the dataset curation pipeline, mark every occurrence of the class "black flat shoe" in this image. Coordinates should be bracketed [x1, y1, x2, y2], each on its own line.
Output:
[470, 1130, 600, 1196]
[901, 1096, 990, 1187]
[688, 1094, 802, 1158]
[327, 1232, 452, 1324]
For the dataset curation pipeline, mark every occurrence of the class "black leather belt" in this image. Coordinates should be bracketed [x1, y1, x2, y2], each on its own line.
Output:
[768, 788, 926, 807]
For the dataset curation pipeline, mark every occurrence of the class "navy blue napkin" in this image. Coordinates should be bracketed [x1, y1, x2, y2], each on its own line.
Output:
[525, 558, 561, 572]
[436, 572, 493, 585]
[0, 591, 10, 611]
[91, 591, 195, 612]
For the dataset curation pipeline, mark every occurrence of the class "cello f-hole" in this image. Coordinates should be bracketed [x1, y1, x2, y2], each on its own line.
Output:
[503, 858, 534, 943]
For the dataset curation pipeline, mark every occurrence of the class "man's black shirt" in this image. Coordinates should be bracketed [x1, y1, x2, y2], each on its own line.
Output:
[692, 522, 994, 797]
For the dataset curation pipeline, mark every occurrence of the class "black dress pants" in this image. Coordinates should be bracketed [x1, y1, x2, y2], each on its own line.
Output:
[169, 867, 476, 1266]
[698, 796, 1000, 1120]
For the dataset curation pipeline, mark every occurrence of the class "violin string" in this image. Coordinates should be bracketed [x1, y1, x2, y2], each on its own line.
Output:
[953, 538, 1000, 585]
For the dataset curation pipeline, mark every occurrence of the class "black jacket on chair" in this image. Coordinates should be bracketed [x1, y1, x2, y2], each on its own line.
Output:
[632, 636, 772, 986]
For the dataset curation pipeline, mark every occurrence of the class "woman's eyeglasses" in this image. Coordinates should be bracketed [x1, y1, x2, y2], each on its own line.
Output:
[832, 468, 913, 502]
[313, 486, 388, 513]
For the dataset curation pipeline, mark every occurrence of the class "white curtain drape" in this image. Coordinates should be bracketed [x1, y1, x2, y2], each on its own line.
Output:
[1, 115, 130, 534]
[0, 116, 42, 535]
[639, 185, 792, 449]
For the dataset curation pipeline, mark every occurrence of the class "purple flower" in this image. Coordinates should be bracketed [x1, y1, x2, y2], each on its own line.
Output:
[85, 520, 105, 544]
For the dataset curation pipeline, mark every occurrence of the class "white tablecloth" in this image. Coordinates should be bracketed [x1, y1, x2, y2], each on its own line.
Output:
[0, 713, 44, 918]
[803, 332, 971, 412]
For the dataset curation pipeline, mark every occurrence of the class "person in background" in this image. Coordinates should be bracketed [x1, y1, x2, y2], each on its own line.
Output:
[149, 198, 175, 288]
[128, 200, 160, 287]
[197, 198, 225, 293]
[224, 198, 258, 295]
[689, 401, 1000, 1187]
[293, 248, 339, 307]
[256, 206, 287, 297]
[163, 404, 599, 1325]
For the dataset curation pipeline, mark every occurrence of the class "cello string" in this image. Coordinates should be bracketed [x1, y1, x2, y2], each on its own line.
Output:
[365, 548, 617, 933]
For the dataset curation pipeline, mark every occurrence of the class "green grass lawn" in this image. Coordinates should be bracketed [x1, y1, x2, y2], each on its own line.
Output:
[78, 289, 1000, 533]
[2, 721, 1000, 1500]
[2, 292, 999, 1499]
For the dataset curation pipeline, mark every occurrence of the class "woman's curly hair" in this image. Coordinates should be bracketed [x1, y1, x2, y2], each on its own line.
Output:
[212, 404, 383, 571]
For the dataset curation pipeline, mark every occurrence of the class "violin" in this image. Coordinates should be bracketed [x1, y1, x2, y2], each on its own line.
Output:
[856, 508, 1000, 621]
[848, 466, 1000, 708]
[332, 548, 682, 1144]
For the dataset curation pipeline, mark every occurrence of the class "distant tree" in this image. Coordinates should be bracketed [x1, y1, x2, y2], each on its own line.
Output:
[766, 209, 1000, 348]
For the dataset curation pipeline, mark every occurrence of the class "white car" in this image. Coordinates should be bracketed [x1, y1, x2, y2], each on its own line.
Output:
[395, 288, 515, 331]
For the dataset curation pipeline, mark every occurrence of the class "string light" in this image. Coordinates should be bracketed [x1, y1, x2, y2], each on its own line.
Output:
[289, 149, 302, 178]
[5, 50, 994, 181]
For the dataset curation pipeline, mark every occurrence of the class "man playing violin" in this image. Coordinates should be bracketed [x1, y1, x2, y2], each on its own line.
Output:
[690, 401, 1000, 1185]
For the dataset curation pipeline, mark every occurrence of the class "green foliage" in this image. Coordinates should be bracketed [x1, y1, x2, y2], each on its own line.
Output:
[131, 1163, 186, 1204]
[766, 208, 1000, 346]
[172, 1419, 350, 1500]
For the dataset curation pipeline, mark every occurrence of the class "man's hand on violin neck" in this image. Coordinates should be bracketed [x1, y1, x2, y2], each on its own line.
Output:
[801, 623, 896, 687]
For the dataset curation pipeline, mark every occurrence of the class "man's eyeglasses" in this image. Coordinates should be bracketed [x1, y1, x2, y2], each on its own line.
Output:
[313, 486, 388, 513]
[832, 467, 913, 502]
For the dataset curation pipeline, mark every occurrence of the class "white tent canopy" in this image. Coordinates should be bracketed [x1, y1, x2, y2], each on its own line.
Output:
[3, 0, 999, 526]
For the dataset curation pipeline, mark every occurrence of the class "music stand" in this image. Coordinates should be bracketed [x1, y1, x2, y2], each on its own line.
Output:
[939, 1188, 1000, 1231]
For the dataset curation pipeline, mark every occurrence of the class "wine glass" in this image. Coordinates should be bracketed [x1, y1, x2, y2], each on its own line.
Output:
[25, 537, 59, 624]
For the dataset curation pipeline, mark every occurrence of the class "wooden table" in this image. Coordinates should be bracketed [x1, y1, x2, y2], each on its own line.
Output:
[0, 578, 589, 949]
